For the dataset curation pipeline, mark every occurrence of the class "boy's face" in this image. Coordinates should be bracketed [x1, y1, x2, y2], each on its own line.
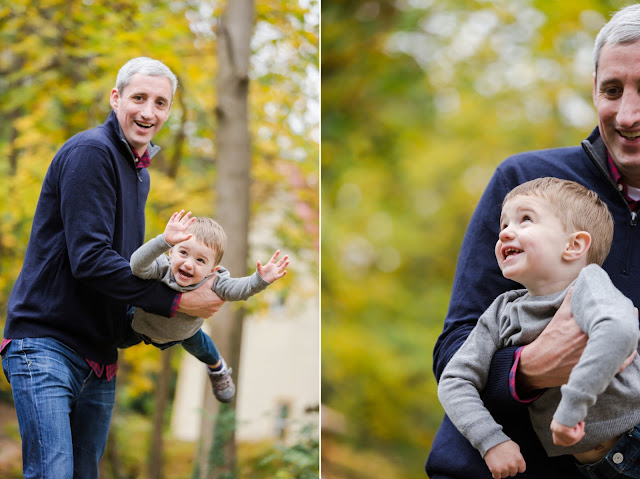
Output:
[169, 237, 218, 287]
[495, 194, 571, 294]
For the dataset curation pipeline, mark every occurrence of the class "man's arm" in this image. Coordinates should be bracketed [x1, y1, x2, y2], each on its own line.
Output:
[515, 289, 587, 395]
[59, 144, 175, 316]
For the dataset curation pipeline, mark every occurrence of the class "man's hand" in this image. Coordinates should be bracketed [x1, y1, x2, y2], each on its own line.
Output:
[517, 289, 638, 395]
[256, 250, 289, 283]
[551, 419, 585, 447]
[484, 440, 526, 479]
[164, 210, 195, 246]
[177, 275, 224, 317]
[517, 288, 587, 393]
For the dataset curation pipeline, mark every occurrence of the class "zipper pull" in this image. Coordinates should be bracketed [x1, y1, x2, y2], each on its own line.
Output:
[136, 169, 142, 182]
[632, 211, 637, 226]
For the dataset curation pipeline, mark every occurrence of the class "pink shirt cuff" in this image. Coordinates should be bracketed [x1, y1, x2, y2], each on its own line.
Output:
[509, 346, 542, 403]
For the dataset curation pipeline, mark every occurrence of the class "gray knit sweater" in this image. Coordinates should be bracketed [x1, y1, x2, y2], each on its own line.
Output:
[130, 234, 270, 343]
[438, 264, 640, 457]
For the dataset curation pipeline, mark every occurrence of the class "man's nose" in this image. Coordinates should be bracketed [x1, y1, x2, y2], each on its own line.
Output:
[617, 91, 640, 128]
[140, 101, 154, 119]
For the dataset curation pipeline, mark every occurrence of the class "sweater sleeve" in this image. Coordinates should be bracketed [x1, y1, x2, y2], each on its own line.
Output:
[59, 144, 176, 316]
[130, 234, 171, 280]
[553, 265, 638, 427]
[212, 266, 271, 301]
[438, 294, 514, 457]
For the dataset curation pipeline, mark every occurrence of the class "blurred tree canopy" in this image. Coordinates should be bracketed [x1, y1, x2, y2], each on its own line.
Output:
[0, 0, 318, 413]
[321, 0, 626, 477]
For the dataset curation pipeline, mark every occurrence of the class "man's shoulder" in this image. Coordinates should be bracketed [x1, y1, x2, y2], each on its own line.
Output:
[491, 141, 599, 193]
[500, 144, 586, 172]
[52, 122, 124, 170]
[63, 122, 117, 151]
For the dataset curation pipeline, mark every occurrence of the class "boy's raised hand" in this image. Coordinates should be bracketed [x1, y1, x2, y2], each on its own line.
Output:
[256, 250, 289, 283]
[164, 210, 196, 246]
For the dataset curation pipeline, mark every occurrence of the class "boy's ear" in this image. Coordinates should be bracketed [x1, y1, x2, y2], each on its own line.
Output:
[563, 231, 591, 262]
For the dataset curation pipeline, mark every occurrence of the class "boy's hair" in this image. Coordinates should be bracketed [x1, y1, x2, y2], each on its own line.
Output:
[187, 217, 227, 265]
[502, 177, 614, 266]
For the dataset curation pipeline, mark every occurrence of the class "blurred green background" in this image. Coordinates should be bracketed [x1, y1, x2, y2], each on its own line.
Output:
[321, 1, 628, 477]
[0, 1, 318, 478]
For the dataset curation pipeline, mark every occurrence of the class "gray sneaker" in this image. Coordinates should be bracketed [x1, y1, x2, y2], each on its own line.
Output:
[207, 358, 236, 403]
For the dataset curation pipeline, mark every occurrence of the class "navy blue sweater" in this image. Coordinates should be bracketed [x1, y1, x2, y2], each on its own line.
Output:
[426, 128, 640, 478]
[4, 111, 177, 364]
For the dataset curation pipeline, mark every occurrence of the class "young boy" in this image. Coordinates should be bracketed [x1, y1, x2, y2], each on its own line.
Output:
[438, 178, 640, 479]
[127, 210, 289, 403]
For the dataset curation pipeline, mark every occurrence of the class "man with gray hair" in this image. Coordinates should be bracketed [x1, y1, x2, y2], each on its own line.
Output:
[427, 4, 640, 478]
[1, 57, 222, 479]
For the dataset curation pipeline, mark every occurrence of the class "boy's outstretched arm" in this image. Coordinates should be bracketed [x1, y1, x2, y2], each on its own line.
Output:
[212, 251, 290, 302]
[256, 250, 289, 283]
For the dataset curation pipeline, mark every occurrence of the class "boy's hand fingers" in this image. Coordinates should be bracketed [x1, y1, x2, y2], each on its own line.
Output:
[181, 211, 192, 223]
[269, 250, 281, 263]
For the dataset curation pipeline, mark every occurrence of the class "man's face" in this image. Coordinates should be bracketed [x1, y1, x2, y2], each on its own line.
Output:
[110, 73, 172, 154]
[594, 41, 640, 187]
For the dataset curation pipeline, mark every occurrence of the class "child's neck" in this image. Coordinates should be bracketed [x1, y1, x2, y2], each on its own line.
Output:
[527, 279, 574, 297]
[525, 264, 585, 297]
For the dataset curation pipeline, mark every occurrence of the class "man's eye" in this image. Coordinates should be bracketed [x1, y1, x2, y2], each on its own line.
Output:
[602, 86, 622, 99]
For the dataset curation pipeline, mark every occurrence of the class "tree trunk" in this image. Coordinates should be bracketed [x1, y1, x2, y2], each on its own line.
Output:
[148, 348, 172, 479]
[197, 1, 255, 478]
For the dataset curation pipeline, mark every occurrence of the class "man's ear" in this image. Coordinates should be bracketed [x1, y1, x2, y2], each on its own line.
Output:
[563, 231, 591, 262]
[110, 88, 120, 111]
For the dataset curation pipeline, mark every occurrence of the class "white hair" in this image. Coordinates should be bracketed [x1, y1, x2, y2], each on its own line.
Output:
[593, 4, 640, 73]
[115, 57, 178, 95]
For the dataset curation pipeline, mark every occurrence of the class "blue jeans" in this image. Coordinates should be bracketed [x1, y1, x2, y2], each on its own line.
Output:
[1, 337, 116, 479]
[181, 329, 221, 365]
[576, 425, 640, 478]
